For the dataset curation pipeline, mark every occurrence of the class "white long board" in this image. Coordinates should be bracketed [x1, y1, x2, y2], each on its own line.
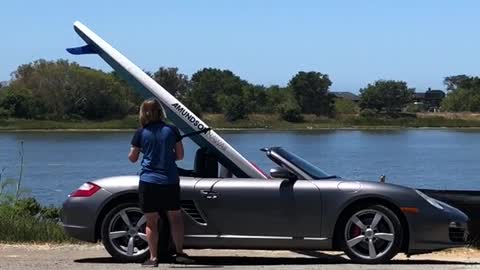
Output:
[68, 21, 267, 179]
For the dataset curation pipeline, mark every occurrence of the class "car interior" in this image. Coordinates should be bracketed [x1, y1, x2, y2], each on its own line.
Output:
[178, 147, 220, 178]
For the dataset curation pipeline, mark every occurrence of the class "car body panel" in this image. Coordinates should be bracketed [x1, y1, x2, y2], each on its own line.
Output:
[62, 173, 469, 252]
[61, 188, 113, 242]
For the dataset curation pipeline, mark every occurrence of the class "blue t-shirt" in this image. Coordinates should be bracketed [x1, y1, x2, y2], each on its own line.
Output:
[131, 121, 182, 185]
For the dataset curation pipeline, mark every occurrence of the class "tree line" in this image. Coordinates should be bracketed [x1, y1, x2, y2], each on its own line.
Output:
[0, 59, 479, 122]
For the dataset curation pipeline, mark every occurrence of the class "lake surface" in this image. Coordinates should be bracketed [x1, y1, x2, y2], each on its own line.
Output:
[1, 129, 479, 205]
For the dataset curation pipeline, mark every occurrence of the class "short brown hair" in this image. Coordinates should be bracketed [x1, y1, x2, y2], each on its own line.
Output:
[139, 99, 166, 127]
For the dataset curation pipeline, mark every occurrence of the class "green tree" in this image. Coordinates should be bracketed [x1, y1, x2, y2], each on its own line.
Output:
[182, 94, 203, 118]
[278, 98, 303, 122]
[264, 85, 291, 113]
[69, 69, 130, 119]
[441, 75, 480, 112]
[441, 88, 480, 112]
[0, 88, 39, 118]
[444, 75, 480, 91]
[288, 71, 334, 116]
[190, 68, 247, 113]
[242, 84, 267, 113]
[5, 59, 132, 120]
[218, 93, 247, 121]
[359, 80, 414, 114]
[110, 71, 143, 114]
[151, 67, 190, 99]
[334, 98, 359, 114]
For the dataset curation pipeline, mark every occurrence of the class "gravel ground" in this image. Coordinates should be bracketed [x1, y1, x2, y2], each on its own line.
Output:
[0, 244, 479, 270]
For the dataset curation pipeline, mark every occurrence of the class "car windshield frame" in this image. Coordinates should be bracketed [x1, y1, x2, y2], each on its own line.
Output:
[268, 147, 336, 180]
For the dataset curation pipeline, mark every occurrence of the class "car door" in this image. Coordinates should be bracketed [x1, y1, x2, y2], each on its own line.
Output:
[182, 177, 223, 248]
[195, 177, 323, 239]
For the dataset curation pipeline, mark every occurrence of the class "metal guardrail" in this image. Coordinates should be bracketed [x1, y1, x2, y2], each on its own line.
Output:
[421, 189, 480, 247]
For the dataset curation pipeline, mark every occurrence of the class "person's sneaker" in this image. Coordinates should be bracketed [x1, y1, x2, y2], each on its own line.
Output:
[141, 259, 158, 267]
[174, 253, 195, 264]
[157, 255, 174, 263]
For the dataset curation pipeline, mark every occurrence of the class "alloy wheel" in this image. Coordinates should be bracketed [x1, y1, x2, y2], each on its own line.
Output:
[107, 207, 149, 257]
[344, 209, 395, 260]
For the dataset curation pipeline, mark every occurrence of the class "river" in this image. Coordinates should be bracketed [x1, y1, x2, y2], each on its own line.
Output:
[0, 129, 479, 205]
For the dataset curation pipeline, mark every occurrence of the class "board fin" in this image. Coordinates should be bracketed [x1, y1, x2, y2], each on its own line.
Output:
[66, 45, 97, 55]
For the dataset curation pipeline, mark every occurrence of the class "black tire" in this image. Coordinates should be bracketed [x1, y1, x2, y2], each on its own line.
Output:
[339, 204, 403, 264]
[101, 202, 149, 263]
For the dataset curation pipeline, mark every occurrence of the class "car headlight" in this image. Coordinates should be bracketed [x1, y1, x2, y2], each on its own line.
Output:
[415, 190, 444, 210]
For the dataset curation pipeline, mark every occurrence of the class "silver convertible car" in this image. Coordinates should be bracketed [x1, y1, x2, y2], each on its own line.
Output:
[61, 146, 469, 264]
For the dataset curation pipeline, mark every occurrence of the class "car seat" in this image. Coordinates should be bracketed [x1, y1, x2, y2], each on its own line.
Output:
[193, 147, 218, 178]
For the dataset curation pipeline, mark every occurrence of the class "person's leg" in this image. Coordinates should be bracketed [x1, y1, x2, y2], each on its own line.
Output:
[145, 212, 160, 261]
[166, 210, 184, 254]
[167, 210, 194, 264]
[157, 211, 175, 259]
[139, 181, 161, 265]
[163, 184, 193, 264]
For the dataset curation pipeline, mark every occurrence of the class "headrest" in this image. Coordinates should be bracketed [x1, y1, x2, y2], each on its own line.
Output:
[194, 148, 218, 178]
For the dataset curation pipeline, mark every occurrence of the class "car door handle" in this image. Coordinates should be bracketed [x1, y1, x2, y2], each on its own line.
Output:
[200, 190, 219, 199]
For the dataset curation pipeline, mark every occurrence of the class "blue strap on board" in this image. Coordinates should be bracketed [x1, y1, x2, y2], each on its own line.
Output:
[66, 45, 97, 55]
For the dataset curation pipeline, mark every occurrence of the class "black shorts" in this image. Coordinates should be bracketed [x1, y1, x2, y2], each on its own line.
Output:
[138, 181, 180, 213]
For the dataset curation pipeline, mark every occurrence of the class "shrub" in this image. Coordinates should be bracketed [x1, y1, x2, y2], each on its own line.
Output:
[0, 197, 71, 242]
[334, 98, 359, 114]
[219, 94, 247, 122]
[359, 108, 377, 118]
[359, 80, 414, 114]
[441, 88, 480, 112]
[14, 197, 41, 216]
[0, 163, 71, 242]
[0, 107, 12, 118]
[278, 100, 304, 122]
[40, 205, 61, 220]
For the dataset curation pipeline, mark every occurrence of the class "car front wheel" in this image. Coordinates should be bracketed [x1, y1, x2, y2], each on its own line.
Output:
[341, 204, 403, 264]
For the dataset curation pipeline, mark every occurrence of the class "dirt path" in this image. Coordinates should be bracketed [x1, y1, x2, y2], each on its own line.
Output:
[0, 244, 479, 270]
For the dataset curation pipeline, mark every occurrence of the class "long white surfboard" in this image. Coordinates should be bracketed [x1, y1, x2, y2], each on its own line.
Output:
[68, 21, 267, 179]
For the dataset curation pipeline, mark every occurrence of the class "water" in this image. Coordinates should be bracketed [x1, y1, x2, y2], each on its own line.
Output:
[1, 129, 479, 205]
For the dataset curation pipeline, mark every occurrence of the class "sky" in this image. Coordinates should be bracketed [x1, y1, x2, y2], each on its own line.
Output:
[1, 0, 480, 93]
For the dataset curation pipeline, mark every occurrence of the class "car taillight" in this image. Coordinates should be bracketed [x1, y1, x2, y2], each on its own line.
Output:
[70, 182, 101, 197]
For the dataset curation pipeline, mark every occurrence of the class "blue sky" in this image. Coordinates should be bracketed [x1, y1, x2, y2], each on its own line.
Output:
[1, 0, 480, 92]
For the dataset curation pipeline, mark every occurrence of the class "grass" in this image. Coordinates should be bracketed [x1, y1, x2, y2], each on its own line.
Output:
[2, 113, 480, 131]
[3, 113, 480, 131]
[0, 195, 76, 243]
[204, 113, 480, 129]
[0, 149, 76, 243]
[0, 116, 138, 130]
[0, 211, 75, 243]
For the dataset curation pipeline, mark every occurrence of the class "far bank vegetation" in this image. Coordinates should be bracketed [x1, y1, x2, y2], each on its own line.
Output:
[1, 59, 480, 128]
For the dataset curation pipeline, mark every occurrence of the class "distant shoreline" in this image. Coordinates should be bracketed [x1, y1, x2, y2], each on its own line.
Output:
[3, 113, 480, 132]
[4, 126, 480, 133]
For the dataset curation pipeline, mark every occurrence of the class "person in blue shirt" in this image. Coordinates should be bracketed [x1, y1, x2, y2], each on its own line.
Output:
[128, 98, 193, 266]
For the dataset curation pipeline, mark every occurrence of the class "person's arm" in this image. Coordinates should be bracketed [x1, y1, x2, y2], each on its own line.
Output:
[129, 128, 142, 163]
[175, 141, 184, 161]
[128, 147, 141, 163]
[171, 125, 184, 161]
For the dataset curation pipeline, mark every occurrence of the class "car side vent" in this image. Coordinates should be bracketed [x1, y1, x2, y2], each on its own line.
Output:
[181, 200, 207, 225]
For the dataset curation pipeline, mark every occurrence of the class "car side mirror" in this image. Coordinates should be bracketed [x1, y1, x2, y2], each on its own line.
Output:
[270, 167, 297, 181]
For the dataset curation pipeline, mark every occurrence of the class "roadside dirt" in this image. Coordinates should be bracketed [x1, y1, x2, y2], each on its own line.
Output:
[0, 244, 479, 270]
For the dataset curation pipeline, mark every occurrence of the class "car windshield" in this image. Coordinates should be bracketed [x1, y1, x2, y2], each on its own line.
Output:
[274, 147, 334, 179]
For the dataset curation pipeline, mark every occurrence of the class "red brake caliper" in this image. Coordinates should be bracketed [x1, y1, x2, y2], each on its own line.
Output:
[351, 225, 361, 237]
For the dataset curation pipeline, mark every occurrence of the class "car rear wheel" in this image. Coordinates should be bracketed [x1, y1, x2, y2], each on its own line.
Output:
[101, 203, 149, 262]
[341, 204, 403, 264]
